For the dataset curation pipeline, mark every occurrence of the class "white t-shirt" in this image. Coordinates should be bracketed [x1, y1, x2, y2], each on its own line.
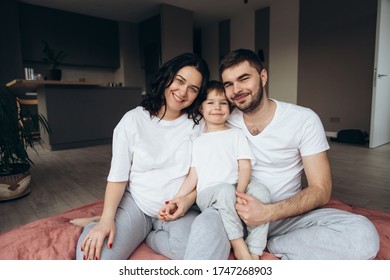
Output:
[107, 106, 202, 217]
[227, 99, 329, 203]
[191, 127, 255, 193]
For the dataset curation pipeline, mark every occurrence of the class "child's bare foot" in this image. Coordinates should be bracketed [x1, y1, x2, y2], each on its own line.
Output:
[234, 249, 253, 260]
[69, 216, 101, 227]
[251, 253, 260, 260]
[231, 238, 253, 260]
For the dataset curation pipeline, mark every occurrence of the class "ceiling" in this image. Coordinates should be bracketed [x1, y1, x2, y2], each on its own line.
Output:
[19, 0, 272, 27]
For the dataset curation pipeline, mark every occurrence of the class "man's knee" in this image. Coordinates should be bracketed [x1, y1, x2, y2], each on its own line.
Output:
[352, 215, 380, 259]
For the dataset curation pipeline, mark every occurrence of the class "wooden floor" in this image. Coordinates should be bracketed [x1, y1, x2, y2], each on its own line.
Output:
[1, 141, 389, 233]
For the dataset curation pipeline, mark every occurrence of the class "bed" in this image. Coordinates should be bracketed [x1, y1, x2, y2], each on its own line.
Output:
[0, 198, 389, 260]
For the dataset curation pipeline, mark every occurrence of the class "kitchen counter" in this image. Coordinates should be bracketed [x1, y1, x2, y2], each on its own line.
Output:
[7, 79, 143, 150]
[6, 79, 102, 88]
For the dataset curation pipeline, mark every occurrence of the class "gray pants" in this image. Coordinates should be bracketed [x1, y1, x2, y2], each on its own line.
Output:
[196, 181, 270, 256]
[76, 188, 380, 260]
[267, 207, 380, 259]
[76, 189, 230, 260]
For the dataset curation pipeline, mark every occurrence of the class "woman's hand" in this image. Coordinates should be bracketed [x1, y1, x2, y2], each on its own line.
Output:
[81, 218, 115, 260]
[158, 202, 178, 221]
[162, 191, 196, 221]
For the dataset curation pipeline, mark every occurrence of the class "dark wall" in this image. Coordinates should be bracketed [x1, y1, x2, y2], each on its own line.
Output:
[0, 0, 24, 85]
[18, 3, 120, 68]
[298, 0, 377, 133]
[255, 7, 270, 71]
[219, 20, 230, 62]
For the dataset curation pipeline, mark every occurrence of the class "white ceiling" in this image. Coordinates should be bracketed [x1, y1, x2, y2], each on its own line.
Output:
[19, 0, 272, 27]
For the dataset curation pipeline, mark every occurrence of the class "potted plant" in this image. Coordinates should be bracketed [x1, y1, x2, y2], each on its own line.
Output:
[41, 40, 68, 81]
[0, 84, 50, 201]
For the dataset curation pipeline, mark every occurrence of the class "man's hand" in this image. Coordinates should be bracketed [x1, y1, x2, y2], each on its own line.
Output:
[235, 192, 271, 227]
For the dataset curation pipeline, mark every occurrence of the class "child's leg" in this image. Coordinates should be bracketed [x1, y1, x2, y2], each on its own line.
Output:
[197, 184, 250, 260]
[245, 180, 271, 257]
[70, 216, 101, 227]
[231, 238, 255, 260]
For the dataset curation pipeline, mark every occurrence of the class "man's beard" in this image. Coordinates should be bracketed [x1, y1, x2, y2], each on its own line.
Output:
[233, 80, 263, 114]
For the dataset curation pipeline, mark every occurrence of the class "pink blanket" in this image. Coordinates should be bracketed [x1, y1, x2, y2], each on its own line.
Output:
[0, 198, 389, 260]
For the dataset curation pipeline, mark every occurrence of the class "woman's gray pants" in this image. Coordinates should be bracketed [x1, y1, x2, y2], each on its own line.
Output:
[75, 189, 230, 260]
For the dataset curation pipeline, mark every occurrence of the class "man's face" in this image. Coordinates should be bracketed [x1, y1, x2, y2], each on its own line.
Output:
[221, 61, 265, 114]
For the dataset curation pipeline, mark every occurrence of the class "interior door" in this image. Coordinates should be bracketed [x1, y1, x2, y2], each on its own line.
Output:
[370, 0, 390, 148]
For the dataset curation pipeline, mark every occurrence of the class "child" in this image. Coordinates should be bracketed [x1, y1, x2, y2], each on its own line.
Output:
[160, 80, 270, 260]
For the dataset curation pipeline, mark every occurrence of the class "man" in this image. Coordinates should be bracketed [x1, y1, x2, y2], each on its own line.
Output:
[219, 48, 379, 259]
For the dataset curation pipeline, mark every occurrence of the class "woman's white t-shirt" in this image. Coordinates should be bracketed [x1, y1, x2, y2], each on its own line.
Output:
[107, 106, 201, 217]
[228, 99, 329, 203]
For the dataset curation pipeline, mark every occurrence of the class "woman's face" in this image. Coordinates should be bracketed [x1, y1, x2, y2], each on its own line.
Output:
[163, 66, 203, 118]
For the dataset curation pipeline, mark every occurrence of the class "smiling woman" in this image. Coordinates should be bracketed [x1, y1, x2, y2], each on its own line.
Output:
[69, 52, 217, 261]
[162, 66, 203, 120]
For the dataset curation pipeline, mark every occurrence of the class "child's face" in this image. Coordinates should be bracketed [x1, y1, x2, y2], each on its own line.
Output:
[200, 90, 231, 125]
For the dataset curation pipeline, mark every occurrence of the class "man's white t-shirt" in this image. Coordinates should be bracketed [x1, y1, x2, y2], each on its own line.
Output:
[107, 106, 201, 217]
[227, 99, 329, 203]
[191, 127, 254, 193]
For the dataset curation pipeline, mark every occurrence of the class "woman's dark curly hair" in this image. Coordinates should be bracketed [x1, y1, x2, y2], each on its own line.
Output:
[141, 53, 209, 125]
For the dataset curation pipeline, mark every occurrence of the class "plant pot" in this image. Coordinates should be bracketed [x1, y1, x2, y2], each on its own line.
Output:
[47, 69, 62, 81]
[0, 163, 31, 201]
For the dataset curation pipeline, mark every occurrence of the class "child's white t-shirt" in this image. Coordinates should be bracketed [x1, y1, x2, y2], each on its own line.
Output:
[191, 127, 255, 193]
[107, 106, 201, 217]
[228, 99, 329, 203]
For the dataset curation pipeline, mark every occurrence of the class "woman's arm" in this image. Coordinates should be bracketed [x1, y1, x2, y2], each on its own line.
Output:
[82, 181, 127, 260]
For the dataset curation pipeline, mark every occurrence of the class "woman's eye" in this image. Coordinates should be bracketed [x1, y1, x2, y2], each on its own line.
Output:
[176, 78, 184, 84]
[189, 87, 199, 94]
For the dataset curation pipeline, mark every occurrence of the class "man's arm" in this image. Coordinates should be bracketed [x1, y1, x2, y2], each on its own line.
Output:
[236, 151, 332, 226]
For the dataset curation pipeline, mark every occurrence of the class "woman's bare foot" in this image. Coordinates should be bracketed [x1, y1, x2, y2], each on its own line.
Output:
[69, 216, 101, 227]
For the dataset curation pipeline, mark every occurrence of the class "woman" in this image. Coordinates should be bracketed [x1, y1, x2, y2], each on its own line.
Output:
[74, 53, 230, 260]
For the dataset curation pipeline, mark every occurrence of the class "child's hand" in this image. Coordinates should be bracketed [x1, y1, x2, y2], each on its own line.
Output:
[236, 192, 247, 205]
[158, 201, 178, 221]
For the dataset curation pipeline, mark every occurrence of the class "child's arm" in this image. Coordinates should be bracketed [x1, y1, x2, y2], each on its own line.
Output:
[158, 167, 198, 221]
[236, 159, 251, 193]
[174, 167, 198, 198]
